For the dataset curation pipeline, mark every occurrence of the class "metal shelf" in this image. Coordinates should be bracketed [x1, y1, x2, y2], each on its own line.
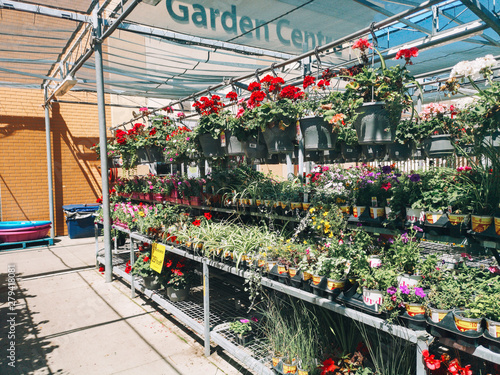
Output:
[96, 253, 273, 375]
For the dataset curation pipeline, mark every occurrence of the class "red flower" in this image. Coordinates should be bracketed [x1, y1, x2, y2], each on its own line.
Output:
[149, 127, 157, 136]
[192, 219, 201, 226]
[395, 47, 419, 65]
[250, 90, 266, 102]
[98, 266, 105, 272]
[260, 74, 274, 84]
[320, 358, 338, 375]
[124, 261, 131, 274]
[422, 350, 441, 370]
[381, 182, 392, 191]
[176, 261, 185, 268]
[96, 197, 103, 203]
[143, 256, 150, 263]
[352, 37, 373, 51]
[272, 77, 284, 85]
[204, 212, 212, 220]
[172, 269, 184, 276]
[279, 85, 303, 100]
[317, 79, 331, 88]
[248, 81, 261, 92]
[164, 259, 172, 268]
[303, 75, 315, 89]
[225, 91, 238, 101]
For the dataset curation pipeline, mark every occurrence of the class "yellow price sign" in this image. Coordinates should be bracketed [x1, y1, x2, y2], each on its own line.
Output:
[150, 242, 166, 274]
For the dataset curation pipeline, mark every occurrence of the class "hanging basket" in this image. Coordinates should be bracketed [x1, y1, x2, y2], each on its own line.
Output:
[353, 102, 397, 144]
[361, 144, 387, 161]
[136, 147, 149, 164]
[340, 143, 361, 162]
[422, 134, 455, 158]
[242, 134, 268, 159]
[146, 146, 164, 162]
[225, 131, 245, 156]
[321, 149, 342, 164]
[262, 123, 296, 154]
[304, 151, 321, 162]
[299, 116, 336, 151]
[199, 133, 225, 158]
[386, 142, 411, 161]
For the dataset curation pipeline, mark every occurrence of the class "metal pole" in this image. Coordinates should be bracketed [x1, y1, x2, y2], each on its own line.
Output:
[130, 235, 135, 298]
[93, 6, 112, 283]
[203, 259, 210, 357]
[44, 87, 55, 239]
[286, 153, 293, 178]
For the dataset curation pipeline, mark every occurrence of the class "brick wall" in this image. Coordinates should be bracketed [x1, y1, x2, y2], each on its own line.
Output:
[0, 88, 111, 235]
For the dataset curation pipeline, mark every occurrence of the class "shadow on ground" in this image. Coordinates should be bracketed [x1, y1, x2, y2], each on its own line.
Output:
[0, 271, 62, 374]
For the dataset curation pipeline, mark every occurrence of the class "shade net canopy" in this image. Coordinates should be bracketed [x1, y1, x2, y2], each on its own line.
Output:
[0, 0, 499, 101]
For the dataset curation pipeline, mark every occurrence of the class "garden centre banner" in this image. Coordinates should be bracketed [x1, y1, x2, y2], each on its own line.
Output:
[127, 0, 395, 54]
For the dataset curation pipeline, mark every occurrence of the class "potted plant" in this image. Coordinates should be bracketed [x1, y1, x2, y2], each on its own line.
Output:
[385, 284, 427, 317]
[131, 252, 162, 290]
[358, 265, 398, 311]
[164, 257, 195, 302]
[239, 76, 303, 154]
[343, 40, 417, 144]
[229, 318, 254, 346]
[192, 94, 227, 158]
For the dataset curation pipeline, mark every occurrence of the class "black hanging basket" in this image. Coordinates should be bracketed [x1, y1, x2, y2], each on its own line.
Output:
[262, 123, 296, 154]
[299, 116, 336, 151]
[136, 147, 149, 164]
[199, 133, 225, 158]
[361, 144, 387, 161]
[340, 143, 361, 162]
[242, 134, 268, 159]
[321, 149, 342, 164]
[386, 142, 412, 161]
[225, 131, 245, 156]
[353, 102, 398, 144]
[422, 134, 455, 158]
[146, 146, 164, 162]
[304, 151, 321, 162]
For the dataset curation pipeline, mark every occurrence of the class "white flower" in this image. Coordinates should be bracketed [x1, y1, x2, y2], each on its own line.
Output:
[450, 54, 497, 80]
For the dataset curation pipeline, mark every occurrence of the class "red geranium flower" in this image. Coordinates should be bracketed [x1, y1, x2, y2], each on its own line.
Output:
[225, 91, 238, 101]
[260, 74, 274, 84]
[381, 182, 392, 191]
[143, 256, 149, 263]
[124, 261, 131, 274]
[303, 75, 315, 89]
[250, 90, 266, 102]
[96, 197, 103, 204]
[248, 81, 261, 92]
[352, 37, 373, 51]
[164, 259, 172, 268]
[99, 266, 105, 272]
[149, 127, 157, 136]
[192, 219, 201, 226]
[204, 212, 212, 220]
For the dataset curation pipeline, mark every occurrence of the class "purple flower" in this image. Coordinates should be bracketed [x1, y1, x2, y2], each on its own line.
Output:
[414, 287, 426, 298]
[382, 165, 392, 174]
[251, 317, 258, 322]
[413, 225, 423, 232]
[356, 222, 363, 227]
[401, 233, 409, 244]
[388, 238, 394, 244]
[409, 174, 421, 182]
[240, 319, 250, 324]
[387, 286, 397, 295]
[399, 284, 410, 295]
[488, 266, 500, 274]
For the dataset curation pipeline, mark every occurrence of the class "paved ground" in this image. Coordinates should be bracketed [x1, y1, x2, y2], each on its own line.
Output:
[0, 236, 248, 375]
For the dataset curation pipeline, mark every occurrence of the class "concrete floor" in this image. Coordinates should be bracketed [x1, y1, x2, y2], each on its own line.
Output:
[0, 236, 248, 375]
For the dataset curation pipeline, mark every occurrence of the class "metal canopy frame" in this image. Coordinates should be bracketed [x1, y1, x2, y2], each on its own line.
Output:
[1, 1, 499, 362]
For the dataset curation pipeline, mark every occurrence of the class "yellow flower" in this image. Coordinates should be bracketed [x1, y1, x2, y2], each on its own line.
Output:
[329, 232, 333, 238]
[138, 211, 145, 217]
[309, 207, 315, 213]
[323, 211, 328, 217]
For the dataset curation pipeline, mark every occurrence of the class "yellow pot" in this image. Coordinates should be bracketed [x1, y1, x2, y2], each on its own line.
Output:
[302, 203, 311, 211]
[425, 212, 443, 224]
[471, 215, 493, 233]
[255, 199, 262, 206]
[277, 265, 287, 274]
[327, 279, 345, 291]
[312, 275, 323, 285]
[282, 362, 297, 374]
[369, 207, 385, 219]
[290, 202, 302, 210]
[448, 213, 468, 226]
[495, 217, 500, 236]
[280, 202, 288, 209]
[454, 311, 482, 332]
[405, 303, 426, 317]
[340, 205, 350, 214]
[302, 271, 312, 281]
[288, 267, 298, 278]
[353, 206, 366, 218]
[486, 319, 500, 338]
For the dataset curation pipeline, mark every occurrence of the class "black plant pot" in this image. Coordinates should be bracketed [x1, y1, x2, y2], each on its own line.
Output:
[199, 133, 225, 158]
[386, 142, 411, 161]
[225, 131, 245, 156]
[361, 144, 387, 161]
[146, 146, 164, 162]
[299, 116, 336, 151]
[304, 151, 321, 162]
[321, 149, 342, 164]
[136, 147, 149, 164]
[353, 102, 398, 144]
[262, 124, 296, 154]
[341, 143, 361, 162]
[422, 134, 455, 158]
[242, 134, 268, 159]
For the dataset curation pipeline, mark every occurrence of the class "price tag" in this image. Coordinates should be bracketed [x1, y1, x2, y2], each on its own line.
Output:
[220, 131, 226, 147]
[150, 242, 166, 274]
[249, 143, 257, 149]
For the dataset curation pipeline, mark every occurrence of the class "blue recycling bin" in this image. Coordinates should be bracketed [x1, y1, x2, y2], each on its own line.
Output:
[63, 204, 101, 239]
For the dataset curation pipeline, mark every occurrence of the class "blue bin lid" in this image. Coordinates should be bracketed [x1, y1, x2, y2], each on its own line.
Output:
[62, 204, 101, 212]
